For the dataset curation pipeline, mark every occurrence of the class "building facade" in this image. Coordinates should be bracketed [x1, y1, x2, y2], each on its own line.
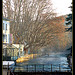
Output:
[10, 34, 13, 44]
[12, 44, 24, 56]
[3, 17, 10, 44]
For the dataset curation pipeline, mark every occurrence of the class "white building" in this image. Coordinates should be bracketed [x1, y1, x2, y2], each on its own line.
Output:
[12, 44, 24, 56]
[3, 17, 10, 44]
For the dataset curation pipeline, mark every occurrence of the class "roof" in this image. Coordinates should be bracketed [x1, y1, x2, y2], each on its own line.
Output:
[3, 44, 18, 49]
[3, 17, 10, 21]
[12, 44, 24, 48]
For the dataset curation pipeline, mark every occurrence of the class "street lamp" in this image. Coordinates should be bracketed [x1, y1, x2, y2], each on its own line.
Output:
[19, 43, 21, 57]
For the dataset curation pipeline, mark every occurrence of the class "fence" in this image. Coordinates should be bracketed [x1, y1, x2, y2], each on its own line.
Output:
[3, 47, 19, 61]
[7, 63, 71, 73]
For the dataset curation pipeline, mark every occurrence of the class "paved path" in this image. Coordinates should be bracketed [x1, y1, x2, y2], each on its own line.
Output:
[3, 69, 7, 75]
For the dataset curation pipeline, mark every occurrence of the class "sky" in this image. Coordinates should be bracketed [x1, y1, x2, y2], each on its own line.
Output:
[51, 0, 72, 16]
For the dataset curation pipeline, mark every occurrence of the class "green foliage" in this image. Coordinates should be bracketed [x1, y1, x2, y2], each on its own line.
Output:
[65, 2, 72, 32]
[65, 14, 72, 32]
[66, 14, 72, 21]
[65, 14, 72, 25]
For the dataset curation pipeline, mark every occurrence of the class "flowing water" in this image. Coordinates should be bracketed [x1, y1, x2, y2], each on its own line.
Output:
[11, 50, 71, 72]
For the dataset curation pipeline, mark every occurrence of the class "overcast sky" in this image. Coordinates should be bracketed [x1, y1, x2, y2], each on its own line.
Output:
[51, 0, 72, 16]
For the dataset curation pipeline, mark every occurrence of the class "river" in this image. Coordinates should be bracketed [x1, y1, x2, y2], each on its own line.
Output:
[11, 50, 71, 72]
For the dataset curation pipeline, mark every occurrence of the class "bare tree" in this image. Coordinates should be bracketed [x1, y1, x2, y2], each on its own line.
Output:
[3, 0, 61, 53]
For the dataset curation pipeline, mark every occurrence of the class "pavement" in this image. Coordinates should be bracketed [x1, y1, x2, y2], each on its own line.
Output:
[2, 61, 15, 75]
[2, 69, 8, 75]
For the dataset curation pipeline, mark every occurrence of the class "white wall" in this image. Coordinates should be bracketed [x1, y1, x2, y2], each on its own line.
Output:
[3, 20, 10, 43]
[12, 44, 24, 51]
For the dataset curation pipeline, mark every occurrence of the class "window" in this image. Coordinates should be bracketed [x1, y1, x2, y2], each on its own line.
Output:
[6, 24, 7, 30]
[3, 35, 7, 42]
[3, 23, 4, 30]
[3, 35, 5, 42]
[6, 35, 7, 42]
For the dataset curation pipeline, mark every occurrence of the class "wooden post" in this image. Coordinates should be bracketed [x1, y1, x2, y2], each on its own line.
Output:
[51, 64, 52, 72]
[35, 64, 36, 72]
[14, 60, 16, 66]
[7, 62, 10, 75]
[59, 64, 61, 71]
[43, 65, 44, 72]
[27, 65, 28, 72]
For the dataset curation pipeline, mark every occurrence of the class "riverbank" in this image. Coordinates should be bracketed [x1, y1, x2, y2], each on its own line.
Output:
[67, 48, 72, 69]
[16, 54, 40, 63]
[67, 54, 72, 68]
[66, 46, 72, 69]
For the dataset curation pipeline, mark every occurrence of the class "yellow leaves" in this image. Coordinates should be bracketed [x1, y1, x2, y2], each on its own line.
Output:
[57, 32, 72, 48]
[16, 54, 37, 63]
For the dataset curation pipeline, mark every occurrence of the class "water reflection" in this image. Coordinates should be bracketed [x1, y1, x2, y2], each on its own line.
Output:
[20, 50, 70, 65]
[13, 50, 71, 72]
[15, 44, 71, 65]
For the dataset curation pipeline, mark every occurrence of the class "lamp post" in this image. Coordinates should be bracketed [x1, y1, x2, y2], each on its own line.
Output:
[22, 46, 24, 56]
[19, 44, 21, 57]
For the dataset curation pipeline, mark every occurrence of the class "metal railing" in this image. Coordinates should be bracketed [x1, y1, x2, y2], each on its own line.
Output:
[8, 63, 71, 73]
